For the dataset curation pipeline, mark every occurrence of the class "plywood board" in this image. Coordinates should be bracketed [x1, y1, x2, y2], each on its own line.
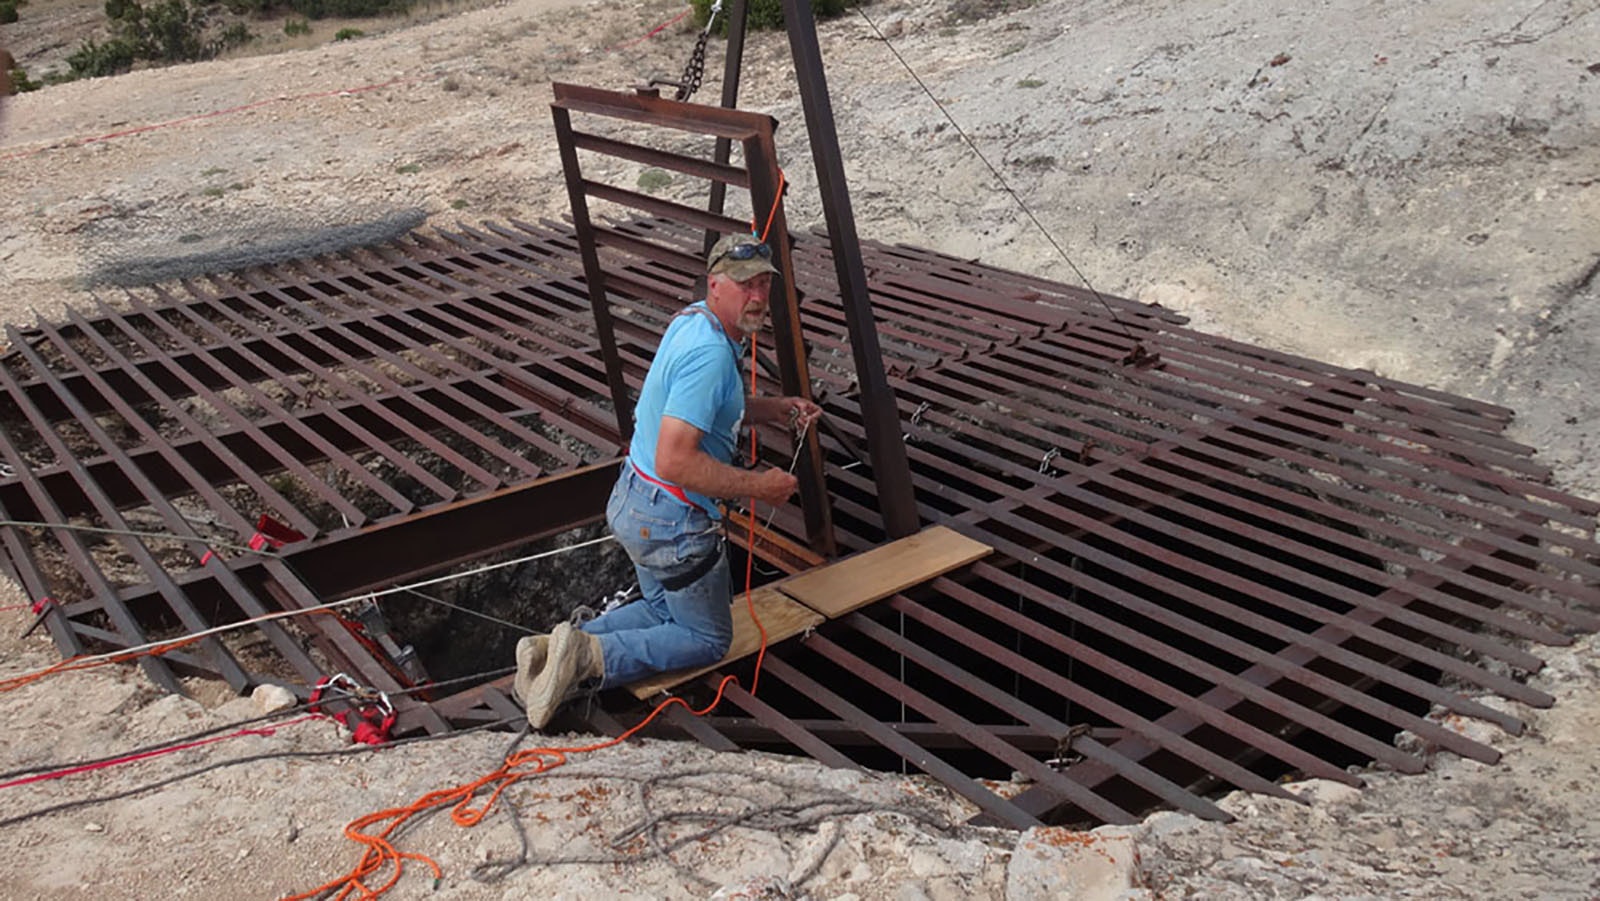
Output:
[777, 525, 992, 620]
[628, 585, 824, 699]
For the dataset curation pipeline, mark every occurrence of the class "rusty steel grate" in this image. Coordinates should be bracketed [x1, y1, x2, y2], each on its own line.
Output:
[1, 213, 1597, 826]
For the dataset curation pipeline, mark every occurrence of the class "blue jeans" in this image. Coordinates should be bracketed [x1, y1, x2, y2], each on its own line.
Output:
[581, 465, 733, 688]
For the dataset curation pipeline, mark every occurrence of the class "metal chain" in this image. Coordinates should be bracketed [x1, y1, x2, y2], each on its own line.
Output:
[676, 30, 709, 101]
[674, 0, 722, 102]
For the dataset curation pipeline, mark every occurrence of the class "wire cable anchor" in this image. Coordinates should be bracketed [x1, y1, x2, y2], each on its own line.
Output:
[309, 673, 396, 746]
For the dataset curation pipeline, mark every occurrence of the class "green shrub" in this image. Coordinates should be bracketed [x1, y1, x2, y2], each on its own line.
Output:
[0, 1, 18, 24]
[67, 0, 255, 79]
[211, 20, 253, 52]
[162, 0, 416, 25]
[689, 0, 866, 33]
[67, 37, 139, 77]
[10, 66, 43, 92]
[333, 26, 362, 40]
[291, 0, 411, 19]
[283, 16, 310, 34]
[636, 168, 672, 193]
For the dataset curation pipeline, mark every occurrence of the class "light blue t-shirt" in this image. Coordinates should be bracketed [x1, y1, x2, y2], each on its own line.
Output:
[629, 302, 746, 518]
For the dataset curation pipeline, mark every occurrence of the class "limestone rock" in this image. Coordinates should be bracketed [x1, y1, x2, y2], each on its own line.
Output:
[251, 683, 297, 714]
[1006, 826, 1143, 901]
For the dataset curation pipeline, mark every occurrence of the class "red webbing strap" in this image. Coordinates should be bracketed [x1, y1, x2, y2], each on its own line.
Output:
[630, 460, 693, 506]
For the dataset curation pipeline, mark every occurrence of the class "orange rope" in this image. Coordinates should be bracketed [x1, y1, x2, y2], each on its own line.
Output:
[754, 170, 786, 244]
[1, 607, 362, 694]
[287, 338, 782, 900]
[0, 635, 207, 693]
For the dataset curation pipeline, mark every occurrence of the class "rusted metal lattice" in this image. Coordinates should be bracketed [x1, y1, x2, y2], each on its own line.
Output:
[2, 212, 1596, 826]
[6, 69, 1600, 828]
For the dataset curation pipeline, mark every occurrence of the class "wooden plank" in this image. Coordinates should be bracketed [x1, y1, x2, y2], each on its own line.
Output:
[629, 585, 823, 699]
[777, 525, 992, 619]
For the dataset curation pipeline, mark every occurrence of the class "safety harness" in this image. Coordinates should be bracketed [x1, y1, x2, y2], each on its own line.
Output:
[626, 302, 746, 591]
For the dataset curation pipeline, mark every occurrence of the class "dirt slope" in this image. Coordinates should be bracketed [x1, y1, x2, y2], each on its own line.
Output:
[0, 0, 1597, 897]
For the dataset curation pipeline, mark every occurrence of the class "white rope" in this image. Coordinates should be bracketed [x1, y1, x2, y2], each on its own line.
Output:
[761, 417, 813, 533]
[4, 534, 616, 678]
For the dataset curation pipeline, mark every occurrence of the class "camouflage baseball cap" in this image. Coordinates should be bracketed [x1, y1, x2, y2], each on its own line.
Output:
[707, 233, 779, 281]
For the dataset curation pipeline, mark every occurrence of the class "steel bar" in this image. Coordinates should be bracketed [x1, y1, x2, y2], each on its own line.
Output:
[780, 0, 918, 538]
[284, 461, 617, 599]
[841, 614, 1227, 821]
[551, 103, 636, 441]
[805, 631, 1138, 824]
[759, 654, 1043, 829]
[902, 582, 1350, 793]
[122, 287, 460, 504]
[990, 337, 1600, 595]
[705, 0, 752, 255]
[13, 320, 329, 686]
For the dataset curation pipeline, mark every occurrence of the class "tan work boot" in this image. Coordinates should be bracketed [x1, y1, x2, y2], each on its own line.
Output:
[523, 623, 604, 730]
[512, 633, 550, 705]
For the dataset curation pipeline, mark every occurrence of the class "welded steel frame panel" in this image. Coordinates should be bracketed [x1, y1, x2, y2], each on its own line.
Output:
[550, 81, 836, 555]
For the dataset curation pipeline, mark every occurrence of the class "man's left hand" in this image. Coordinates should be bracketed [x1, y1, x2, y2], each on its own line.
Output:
[784, 398, 822, 432]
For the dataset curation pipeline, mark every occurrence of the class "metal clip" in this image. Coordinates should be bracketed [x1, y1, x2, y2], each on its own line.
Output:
[904, 401, 931, 442]
[1045, 723, 1092, 770]
[1039, 447, 1060, 474]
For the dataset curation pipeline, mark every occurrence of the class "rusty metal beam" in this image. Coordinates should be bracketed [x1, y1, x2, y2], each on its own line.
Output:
[781, 0, 918, 539]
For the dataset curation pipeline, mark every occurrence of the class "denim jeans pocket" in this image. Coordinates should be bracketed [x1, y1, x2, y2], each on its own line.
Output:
[672, 520, 720, 567]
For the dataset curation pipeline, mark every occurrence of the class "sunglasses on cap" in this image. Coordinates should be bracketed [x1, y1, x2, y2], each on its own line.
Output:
[710, 241, 773, 268]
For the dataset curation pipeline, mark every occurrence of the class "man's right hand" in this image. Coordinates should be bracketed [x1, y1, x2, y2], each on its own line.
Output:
[751, 468, 799, 507]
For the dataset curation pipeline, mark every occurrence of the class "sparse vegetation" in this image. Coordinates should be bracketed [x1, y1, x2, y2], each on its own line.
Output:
[635, 168, 672, 193]
[66, 0, 255, 79]
[42, 0, 417, 86]
[690, 0, 868, 34]
[225, 0, 411, 18]
[944, 0, 1040, 25]
[9, 66, 42, 92]
[395, 162, 421, 174]
[1016, 78, 1045, 88]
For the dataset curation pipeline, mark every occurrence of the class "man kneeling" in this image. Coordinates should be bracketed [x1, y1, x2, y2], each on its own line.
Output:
[515, 233, 820, 729]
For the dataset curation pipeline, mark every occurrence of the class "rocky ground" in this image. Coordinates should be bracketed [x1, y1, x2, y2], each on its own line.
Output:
[1, 0, 1598, 897]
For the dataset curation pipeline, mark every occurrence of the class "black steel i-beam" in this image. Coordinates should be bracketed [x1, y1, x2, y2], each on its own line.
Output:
[781, 0, 919, 539]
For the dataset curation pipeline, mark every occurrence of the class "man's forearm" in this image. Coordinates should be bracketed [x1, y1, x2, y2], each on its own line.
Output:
[658, 446, 767, 501]
[746, 395, 789, 425]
